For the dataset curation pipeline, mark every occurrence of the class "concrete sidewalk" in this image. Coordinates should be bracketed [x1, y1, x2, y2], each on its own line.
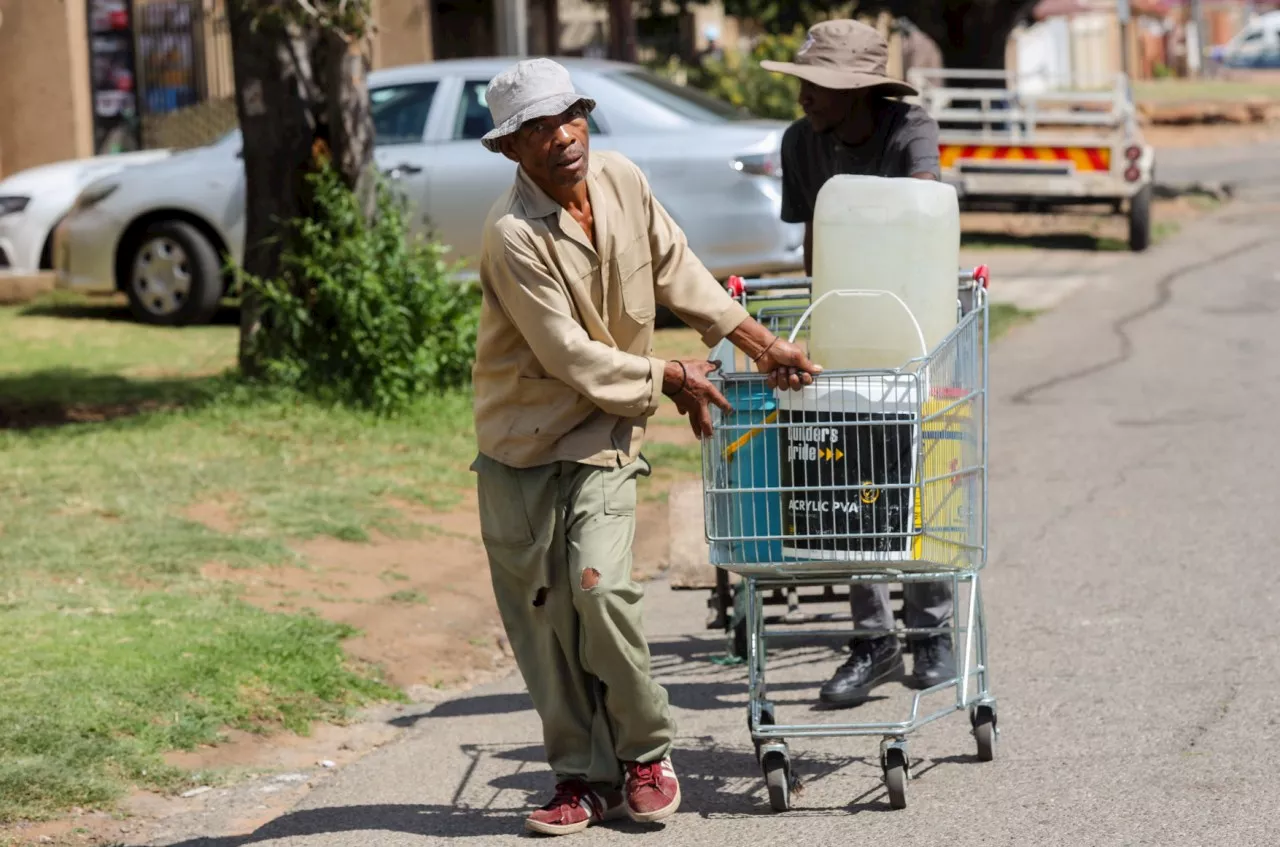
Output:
[961, 247, 1127, 312]
[140, 172, 1280, 847]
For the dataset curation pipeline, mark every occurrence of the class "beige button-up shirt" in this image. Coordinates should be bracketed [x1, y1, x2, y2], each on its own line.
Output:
[473, 151, 751, 469]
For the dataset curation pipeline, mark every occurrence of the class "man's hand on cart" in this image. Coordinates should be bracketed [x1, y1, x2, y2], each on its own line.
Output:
[725, 318, 822, 391]
[755, 336, 822, 391]
[663, 360, 734, 439]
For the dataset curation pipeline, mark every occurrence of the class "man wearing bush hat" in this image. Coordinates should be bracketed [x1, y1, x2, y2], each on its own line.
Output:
[469, 57, 820, 836]
[763, 20, 953, 709]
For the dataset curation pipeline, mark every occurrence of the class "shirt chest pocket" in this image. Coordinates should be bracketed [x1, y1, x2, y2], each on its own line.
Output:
[611, 234, 656, 324]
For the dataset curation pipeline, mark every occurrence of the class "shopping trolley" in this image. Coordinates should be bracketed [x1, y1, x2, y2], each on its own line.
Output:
[700, 268, 995, 811]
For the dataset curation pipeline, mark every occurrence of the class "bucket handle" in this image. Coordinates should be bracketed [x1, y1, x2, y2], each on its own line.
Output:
[788, 289, 929, 360]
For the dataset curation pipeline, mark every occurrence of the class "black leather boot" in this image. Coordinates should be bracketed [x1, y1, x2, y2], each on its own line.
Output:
[818, 636, 904, 707]
[910, 635, 956, 690]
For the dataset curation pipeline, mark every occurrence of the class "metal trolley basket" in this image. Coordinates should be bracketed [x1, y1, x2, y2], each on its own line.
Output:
[700, 268, 996, 811]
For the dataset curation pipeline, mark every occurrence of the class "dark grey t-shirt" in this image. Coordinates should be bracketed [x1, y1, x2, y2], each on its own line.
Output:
[780, 100, 941, 225]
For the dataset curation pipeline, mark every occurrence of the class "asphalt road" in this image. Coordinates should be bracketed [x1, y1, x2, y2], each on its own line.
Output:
[149, 150, 1280, 846]
[1157, 138, 1280, 198]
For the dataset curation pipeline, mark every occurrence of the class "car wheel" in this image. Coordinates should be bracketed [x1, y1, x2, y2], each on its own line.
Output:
[125, 220, 224, 326]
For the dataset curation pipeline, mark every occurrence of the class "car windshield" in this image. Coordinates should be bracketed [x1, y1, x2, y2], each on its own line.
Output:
[607, 70, 752, 123]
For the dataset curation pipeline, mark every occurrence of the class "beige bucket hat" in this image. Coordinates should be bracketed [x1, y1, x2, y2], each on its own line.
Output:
[481, 58, 596, 152]
[760, 19, 917, 97]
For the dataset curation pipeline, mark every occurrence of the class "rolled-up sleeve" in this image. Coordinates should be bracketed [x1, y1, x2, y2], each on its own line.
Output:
[639, 170, 750, 347]
[901, 106, 941, 178]
[485, 227, 665, 418]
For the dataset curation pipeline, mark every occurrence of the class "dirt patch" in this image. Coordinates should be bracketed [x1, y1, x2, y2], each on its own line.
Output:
[197, 491, 674, 694]
[0, 272, 55, 305]
[961, 195, 1210, 248]
[183, 497, 240, 534]
[1146, 119, 1280, 149]
[203, 511, 507, 692]
[1141, 99, 1279, 126]
[162, 718, 401, 773]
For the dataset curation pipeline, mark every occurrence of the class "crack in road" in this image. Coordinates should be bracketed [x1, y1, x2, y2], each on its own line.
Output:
[1185, 679, 1242, 752]
[1009, 235, 1274, 407]
[1011, 448, 1154, 559]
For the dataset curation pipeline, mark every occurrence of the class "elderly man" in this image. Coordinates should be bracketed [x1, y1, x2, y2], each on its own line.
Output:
[470, 58, 820, 836]
[762, 19, 955, 708]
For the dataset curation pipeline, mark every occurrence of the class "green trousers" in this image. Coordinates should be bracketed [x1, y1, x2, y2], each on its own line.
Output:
[471, 452, 674, 788]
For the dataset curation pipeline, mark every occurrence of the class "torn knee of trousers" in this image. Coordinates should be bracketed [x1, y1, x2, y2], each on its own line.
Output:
[579, 568, 601, 591]
[532, 587, 548, 607]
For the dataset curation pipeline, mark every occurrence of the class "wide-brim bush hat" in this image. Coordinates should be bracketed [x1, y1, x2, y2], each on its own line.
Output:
[481, 58, 597, 152]
[760, 19, 918, 97]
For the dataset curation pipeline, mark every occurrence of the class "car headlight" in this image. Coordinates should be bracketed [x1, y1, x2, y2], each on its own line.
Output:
[732, 151, 783, 179]
[74, 182, 119, 211]
[0, 196, 30, 217]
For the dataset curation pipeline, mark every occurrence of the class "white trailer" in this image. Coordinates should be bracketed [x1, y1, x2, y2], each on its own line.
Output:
[908, 68, 1156, 251]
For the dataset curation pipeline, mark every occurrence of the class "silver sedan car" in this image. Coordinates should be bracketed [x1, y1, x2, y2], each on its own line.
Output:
[54, 57, 803, 325]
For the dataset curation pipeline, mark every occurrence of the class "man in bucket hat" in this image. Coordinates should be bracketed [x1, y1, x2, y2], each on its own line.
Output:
[470, 58, 820, 836]
[763, 20, 956, 709]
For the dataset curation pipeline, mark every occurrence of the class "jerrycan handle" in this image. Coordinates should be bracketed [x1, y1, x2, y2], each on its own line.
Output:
[788, 289, 930, 359]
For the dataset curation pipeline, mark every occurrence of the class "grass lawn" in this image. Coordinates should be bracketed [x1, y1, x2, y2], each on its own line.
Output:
[1133, 78, 1280, 104]
[0, 290, 1031, 824]
[0, 298, 484, 822]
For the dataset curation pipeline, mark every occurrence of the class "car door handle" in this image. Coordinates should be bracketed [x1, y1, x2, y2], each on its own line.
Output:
[384, 163, 423, 179]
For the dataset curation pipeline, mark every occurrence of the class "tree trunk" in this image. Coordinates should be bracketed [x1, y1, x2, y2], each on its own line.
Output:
[227, 0, 374, 376]
[904, 0, 1037, 72]
[608, 0, 637, 62]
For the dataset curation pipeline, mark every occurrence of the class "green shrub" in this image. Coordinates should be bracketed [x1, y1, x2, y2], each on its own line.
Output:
[240, 165, 480, 414]
[690, 28, 808, 121]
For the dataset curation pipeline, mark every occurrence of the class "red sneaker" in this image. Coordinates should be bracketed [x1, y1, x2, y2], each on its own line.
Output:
[624, 757, 681, 822]
[524, 780, 625, 836]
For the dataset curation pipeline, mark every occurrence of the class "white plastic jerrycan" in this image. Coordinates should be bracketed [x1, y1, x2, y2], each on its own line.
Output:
[807, 175, 961, 370]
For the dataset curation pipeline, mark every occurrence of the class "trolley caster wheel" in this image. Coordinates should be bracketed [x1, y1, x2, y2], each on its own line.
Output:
[972, 704, 997, 762]
[761, 750, 792, 812]
[882, 744, 909, 810]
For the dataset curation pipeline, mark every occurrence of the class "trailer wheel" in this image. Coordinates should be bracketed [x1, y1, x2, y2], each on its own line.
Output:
[1128, 184, 1153, 252]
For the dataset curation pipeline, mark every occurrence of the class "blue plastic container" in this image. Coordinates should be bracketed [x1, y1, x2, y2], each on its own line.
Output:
[712, 379, 786, 564]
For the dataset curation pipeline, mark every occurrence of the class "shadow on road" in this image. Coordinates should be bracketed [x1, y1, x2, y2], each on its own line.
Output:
[452, 736, 876, 819]
[143, 738, 886, 846]
[393, 678, 832, 726]
[389, 635, 840, 727]
[141, 804, 530, 844]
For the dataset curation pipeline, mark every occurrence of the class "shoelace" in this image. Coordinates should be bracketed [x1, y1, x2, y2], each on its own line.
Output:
[628, 762, 663, 790]
[546, 780, 591, 811]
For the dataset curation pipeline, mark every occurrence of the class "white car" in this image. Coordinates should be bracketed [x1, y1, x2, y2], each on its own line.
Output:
[54, 57, 804, 325]
[0, 151, 171, 275]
